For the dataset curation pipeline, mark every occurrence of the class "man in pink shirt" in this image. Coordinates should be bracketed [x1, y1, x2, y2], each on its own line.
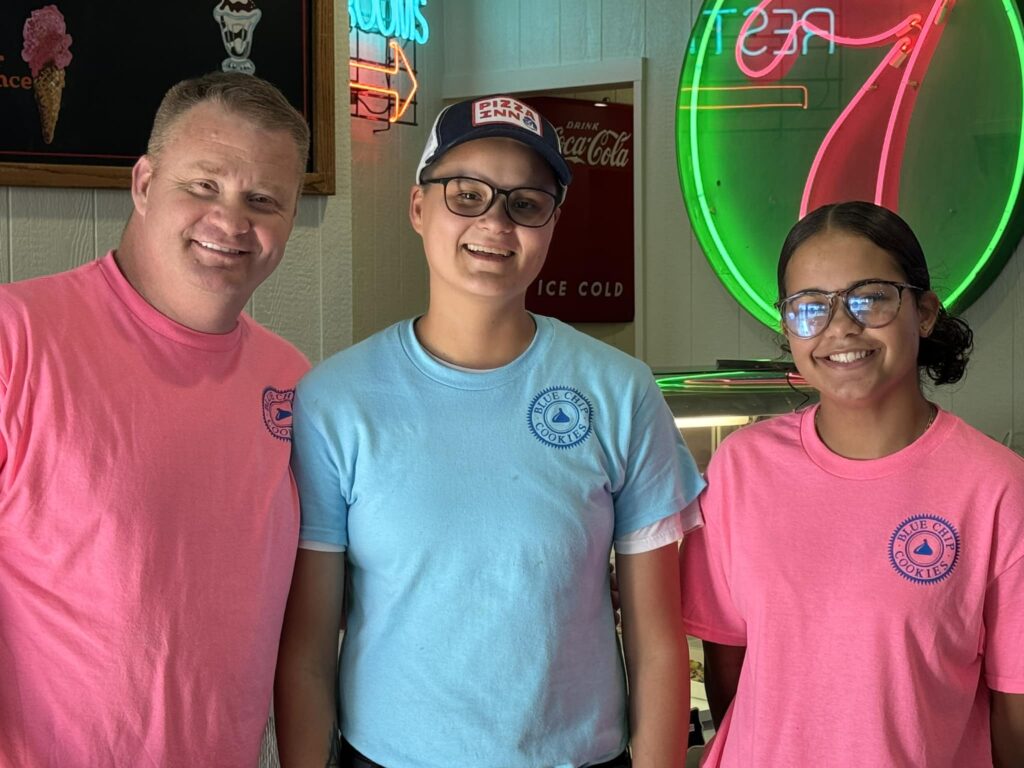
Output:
[0, 73, 310, 767]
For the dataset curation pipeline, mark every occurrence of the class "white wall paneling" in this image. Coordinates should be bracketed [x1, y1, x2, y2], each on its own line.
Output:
[252, 200, 323, 359]
[519, 0, 561, 68]
[1011, 249, 1024, 453]
[442, 57, 643, 100]
[94, 190, 133, 259]
[9, 188, 94, 281]
[953, 247, 1019, 443]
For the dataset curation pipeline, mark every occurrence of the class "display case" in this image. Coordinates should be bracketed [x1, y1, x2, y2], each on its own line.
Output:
[657, 366, 816, 471]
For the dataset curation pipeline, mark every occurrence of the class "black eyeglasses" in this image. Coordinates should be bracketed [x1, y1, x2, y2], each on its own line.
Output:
[776, 279, 924, 339]
[421, 176, 559, 228]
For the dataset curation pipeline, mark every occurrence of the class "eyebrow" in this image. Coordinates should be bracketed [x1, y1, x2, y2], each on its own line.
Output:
[786, 278, 898, 295]
[189, 160, 226, 176]
[442, 172, 557, 193]
[183, 161, 291, 199]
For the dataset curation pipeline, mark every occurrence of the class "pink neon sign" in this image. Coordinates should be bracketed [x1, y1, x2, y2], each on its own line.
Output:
[736, 0, 953, 216]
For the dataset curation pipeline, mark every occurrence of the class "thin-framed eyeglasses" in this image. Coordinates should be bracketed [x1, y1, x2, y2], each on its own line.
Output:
[776, 279, 925, 339]
[421, 176, 559, 228]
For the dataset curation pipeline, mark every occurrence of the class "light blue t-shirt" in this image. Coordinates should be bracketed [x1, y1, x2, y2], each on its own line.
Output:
[291, 315, 704, 768]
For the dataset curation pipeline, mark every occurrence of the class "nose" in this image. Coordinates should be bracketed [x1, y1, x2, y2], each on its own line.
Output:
[207, 197, 252, 237]
[823, 299, 863, 337]
[475, 192, 515, 231]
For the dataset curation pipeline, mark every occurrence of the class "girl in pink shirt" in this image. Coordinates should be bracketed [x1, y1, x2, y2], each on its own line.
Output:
[681, 201, 1024, 766]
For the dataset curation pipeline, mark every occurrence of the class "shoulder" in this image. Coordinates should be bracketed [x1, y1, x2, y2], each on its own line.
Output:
[240, 315, 312, 376]
[297, 321, 403, 398]
[540, 315, 652, 381]
[0, 262, 95, 312]
[713, 410, 804, 461]
[0, 262, 100, 338]
[942, 412, 1024, 477]
[535, 318, 660, 424]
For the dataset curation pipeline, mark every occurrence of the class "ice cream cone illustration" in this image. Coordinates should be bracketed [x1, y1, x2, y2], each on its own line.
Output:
[21, 5, 73, 145]
[32, 64, 65, 144]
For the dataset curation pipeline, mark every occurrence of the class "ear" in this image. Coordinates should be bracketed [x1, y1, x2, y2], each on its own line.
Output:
[131, 155, 156, 217]
[551, 207, 561, 227]
[777, 302, 790, 339]
[409, 184, 426, 234]
[916, 290, 941, 337]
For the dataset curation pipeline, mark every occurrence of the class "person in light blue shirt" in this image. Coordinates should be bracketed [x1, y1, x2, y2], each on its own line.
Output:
[274, 95, 704, 768]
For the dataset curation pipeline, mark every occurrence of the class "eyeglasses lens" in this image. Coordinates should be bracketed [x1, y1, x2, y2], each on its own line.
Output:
[783, 282, 902, 338]
[442, 177, 555, 227]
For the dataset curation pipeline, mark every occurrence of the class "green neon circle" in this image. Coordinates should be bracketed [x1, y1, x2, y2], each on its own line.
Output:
[676, 1, 1024, 328]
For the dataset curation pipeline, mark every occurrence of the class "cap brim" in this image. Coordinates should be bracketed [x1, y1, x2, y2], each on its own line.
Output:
[421, 126, 572, 190]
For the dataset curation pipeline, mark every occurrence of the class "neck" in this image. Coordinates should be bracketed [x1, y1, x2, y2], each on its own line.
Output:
[115, 221, 241, 334]
[416, 298, 536, 369]
[815, 388, 935, 460]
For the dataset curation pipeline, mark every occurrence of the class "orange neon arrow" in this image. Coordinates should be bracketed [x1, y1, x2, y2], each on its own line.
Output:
[348, 39, 418, 123]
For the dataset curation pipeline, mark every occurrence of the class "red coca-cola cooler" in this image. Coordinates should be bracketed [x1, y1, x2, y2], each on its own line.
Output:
[524, 96, 634, 323]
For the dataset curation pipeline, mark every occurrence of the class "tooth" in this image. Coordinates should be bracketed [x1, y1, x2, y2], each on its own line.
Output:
[201, 241, 240, 254]
[466, 244, 511, 256]
[830, 350, 868, 363]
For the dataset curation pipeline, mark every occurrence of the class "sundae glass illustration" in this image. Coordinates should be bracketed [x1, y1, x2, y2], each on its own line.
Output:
[213, 0, 262, 75]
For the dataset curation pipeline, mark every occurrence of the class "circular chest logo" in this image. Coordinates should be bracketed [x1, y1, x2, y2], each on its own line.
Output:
[527, 386, 594, 449]
[262, 386, 295, 442]
[888, 514, 960, 584]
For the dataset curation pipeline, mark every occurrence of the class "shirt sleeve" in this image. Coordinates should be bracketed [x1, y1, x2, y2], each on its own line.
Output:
[679, 485, 747, 646]
[612, 375, 705, 540]
[984, 554, 1024, 693]
[614, 499, 703, 555]
[299, 539, 346, 553]
[290, 381, 349, 549]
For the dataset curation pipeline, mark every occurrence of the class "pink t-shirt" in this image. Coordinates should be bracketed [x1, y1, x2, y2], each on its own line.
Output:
[681, 407, 1024, 767]
[0, 254, 309, 767]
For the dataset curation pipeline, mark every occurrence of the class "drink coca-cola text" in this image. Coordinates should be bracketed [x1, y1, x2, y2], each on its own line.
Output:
[556, 127, 632, 168]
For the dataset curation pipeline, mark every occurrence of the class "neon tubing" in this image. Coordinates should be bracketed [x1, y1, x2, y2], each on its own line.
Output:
[348, 39, 418, 122]
[799, 37, 912, 216]
[678, 84, 808, 110]
[945, 0, 1024, 308]
[735, 1, 922, 79]
[875, 0, 948, 204]
[688, 0, 777, 319]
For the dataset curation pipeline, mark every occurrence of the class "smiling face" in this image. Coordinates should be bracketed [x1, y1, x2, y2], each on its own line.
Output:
[125, 100, 302, 331]
[409, 137, 560, 307]
[782, 228, 939, 407]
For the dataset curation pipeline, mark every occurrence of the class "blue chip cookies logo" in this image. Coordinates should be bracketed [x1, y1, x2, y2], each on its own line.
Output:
[888, 514, 961, 584]
[262, 386, 295, 442]
[528, 386, 593, 449]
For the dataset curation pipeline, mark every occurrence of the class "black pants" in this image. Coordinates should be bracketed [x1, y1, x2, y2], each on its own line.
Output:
[342, 740, 632, 768]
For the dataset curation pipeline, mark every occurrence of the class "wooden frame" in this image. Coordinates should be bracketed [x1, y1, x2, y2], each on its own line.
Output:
[0, 0, 335, 194]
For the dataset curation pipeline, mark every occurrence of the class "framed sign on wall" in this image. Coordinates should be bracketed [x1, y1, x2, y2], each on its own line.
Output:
[0, 0, 335, 193]
[677, 0, 1024, 327]
[526, 96, 635, 323]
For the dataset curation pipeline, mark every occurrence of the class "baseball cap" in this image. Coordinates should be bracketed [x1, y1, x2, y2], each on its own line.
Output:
[415, 96, 572, 203]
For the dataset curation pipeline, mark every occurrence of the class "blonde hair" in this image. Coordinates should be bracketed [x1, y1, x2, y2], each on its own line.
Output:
[147, 72, 310, 176]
